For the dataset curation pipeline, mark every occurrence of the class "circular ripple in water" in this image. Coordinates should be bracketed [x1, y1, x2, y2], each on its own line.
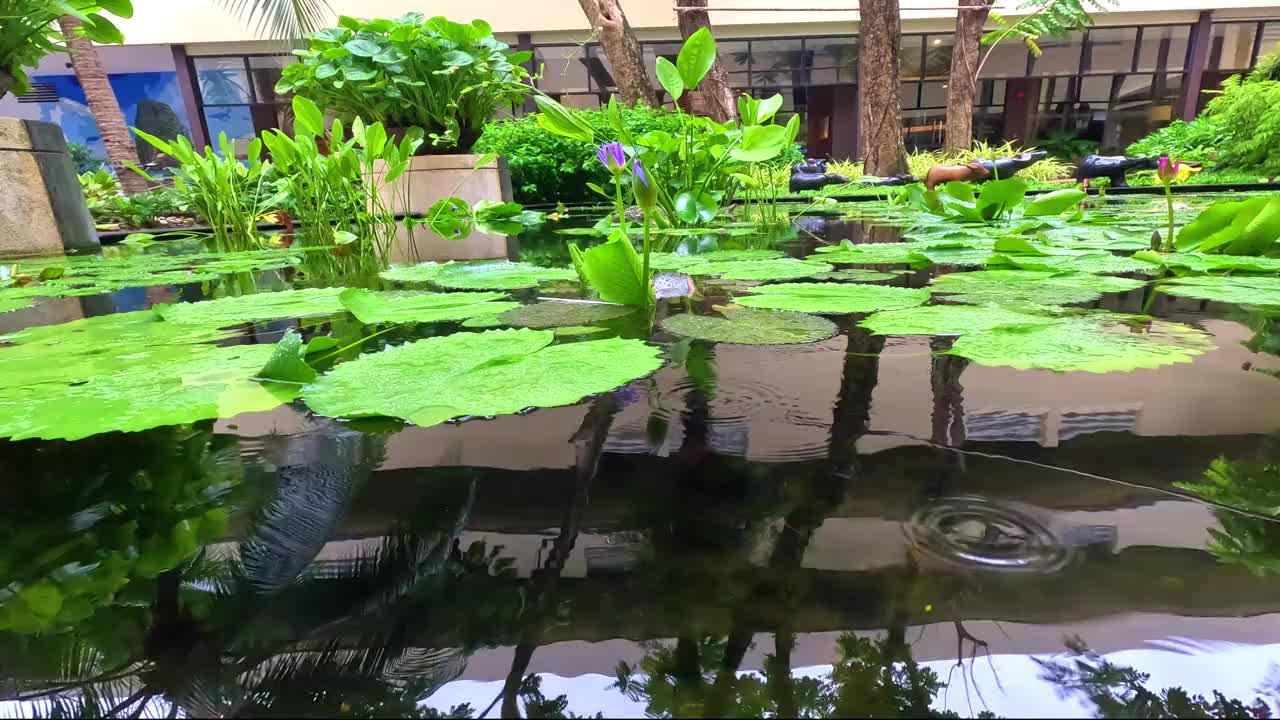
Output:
[906, 496, 1072, 574]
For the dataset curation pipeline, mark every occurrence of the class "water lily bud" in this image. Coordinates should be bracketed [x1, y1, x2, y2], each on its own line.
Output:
[632, 159, 658, 211]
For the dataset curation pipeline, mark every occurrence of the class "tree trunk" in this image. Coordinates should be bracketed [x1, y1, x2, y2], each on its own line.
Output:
[943, 0, 996, 153]
[59, 16, 149, 195]
[577, 0, 657, 107]
[857, 0, 909, 176]
[676, 0, 738, 122]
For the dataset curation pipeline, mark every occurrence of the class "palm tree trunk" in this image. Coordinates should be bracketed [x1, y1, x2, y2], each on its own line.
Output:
[578, 0, 657, 107]
[59, 16, 149, 195]
[943, 0, 996, 153]
[857, 0, 909, 176]
[677, 0, 738, 122]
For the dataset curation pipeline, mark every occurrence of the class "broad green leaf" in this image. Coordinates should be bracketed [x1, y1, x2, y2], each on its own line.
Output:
[813, 269, 904, 283]
[676, 26, 717, 90]
[291, 95, 325, 137]
[303, 329, 663, 427]
[661, 308, 836, 345]
[533, 95, 595, 143]
[683, 258, 834, 282]
[0, 298, 33, 314]
[1226, 197, 1280, 256]
[381, 261, 576, 290]
[862, 304, 1058, 336]
[338, 288, 518, 324]
[988, 252, 1155, 275]
[807, 240, 926, 266]
[931, 269, 1144, 305]
[1176, 199, 1254, 252]
[674, 191, 718, 224]
[574, 233, 649, 307]
[343, 39, 381, 57]
[649, 249, 784, 271]
[993, 236, 1050, 255]
[258, 329, 317, 384]
[737, 282, 931, 315]
[426, 197, 474, 240]
[155, 289, 347, 327]
[1024, 189, 1086, 217]
[730, 125, 788, 162]
[496, 301, 636, 328]
[656, 57, 684, 101]
[977, 178, 1027, 220]
[1158, 275, 1280, 308]
[1135, 251, 1280, 274]
[755, 94, 784, 124]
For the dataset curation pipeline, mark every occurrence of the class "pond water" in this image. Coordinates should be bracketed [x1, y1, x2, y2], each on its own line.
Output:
[2, 192, 1280, 717]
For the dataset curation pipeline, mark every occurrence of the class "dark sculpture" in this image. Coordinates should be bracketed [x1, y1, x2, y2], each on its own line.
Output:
[789, 159, 915, 192]
[924, 150, 1048, 190]
[1075, 155, 1158, 188]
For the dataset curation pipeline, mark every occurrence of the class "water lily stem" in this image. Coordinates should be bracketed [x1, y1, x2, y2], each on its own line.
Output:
[1163, 183, 1176, 252]
[642, 212, 653, 309]
[614, 177, 626, 230]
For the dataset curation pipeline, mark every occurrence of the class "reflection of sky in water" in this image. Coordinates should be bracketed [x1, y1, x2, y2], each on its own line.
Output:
[421, 642, 1280, 718]
[24, 72, 191, 158]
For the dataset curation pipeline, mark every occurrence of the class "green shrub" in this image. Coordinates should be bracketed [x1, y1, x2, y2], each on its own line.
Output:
[68, 141, 104, 174]
[1126, 118, 1225, 164]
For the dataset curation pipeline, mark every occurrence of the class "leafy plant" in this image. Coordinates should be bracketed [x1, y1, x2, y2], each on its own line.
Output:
[1126, 118, 1225, 164]
[1202, 47, 1280, 179]
[129, 131, 273, 251]
[275, 14, 532, 153]
[1173, 195, 1280, 255]
[67, 141, 105, 173]
[0, 0, 133, 99]
[979, 0, 1115, 76]
[906, 178, 1085, 224]
[81, 171, 192, 229]
[1037, 129, 1099, 162]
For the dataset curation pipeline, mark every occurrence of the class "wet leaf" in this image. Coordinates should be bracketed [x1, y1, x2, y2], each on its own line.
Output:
[812, 269, 904, 282]
[862, 304, 1059, 336]
[0, 297, 33, 313]
[380, 261, 576, 290]
[303, 329, 664, 427]
[496, 301, 636, 329]
[661, 307, 837, 344]
[648, 249, 784, 272]
[737, 282, 931, 314]
[155, 288, 347, 327]
[808, 241, 925, 265]
[1134, 251, 1280, 274]
[683, 258, 833, 282]
[931, 270, 1145, 305]
[1158, 275, 1280, 308]
[988, 252, 1155, 275]
[258, 329, 317, 384]
[338, 288, 517, 324]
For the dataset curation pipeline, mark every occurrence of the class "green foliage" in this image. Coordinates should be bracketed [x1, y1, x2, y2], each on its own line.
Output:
[1126, 118, 1226, 164]
[661, 307, 837, 344]
[337, 288, 518, 325]
[129, 131, 272, 251]
[736, 282, 931, 315]
[683, 257, 833, 282]
[80, 169, 191, 229]
[496, 300, 636, 329]
[981, 0, 1114, 59]
[1157, 275, 1280, 308]
[1174, 196, 1280, 255]
[67, 141, 104, 174]
[302, 328, 663, 427]
[1035, 129, 1099, 162]
[1202, 57, 1280, 178]
[570, 231, 651, 307]
[380, 260, 575, 290]
[931, 269, 1144, 305]
[474, 105, 688, 205]
[0, 1, 133, 98]
[275, 14, 531, 153]
[907, 178, 1084, 225]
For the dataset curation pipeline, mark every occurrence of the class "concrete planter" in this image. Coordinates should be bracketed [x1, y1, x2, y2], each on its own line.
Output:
[375, 154, 514, 265]
[0, 119, 99, 257]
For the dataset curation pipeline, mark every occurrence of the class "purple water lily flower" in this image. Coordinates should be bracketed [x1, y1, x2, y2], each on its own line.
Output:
[596, 142, 626, 175]
[632, 158, 658, 211]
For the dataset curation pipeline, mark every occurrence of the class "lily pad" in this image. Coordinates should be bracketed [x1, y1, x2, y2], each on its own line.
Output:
[946, 313, 1214, 373]
[303, 329, 663, 427]
[931, 270, 1145, 305]
[380, 261, 576, 290]
[647, 250, 784, 271]
[911, 246, 993, 267]
[155, 288, 347, 327]
[808, 241, 924, 265]
[1135, 252, 1280, 274]
[0, 297, 33, 313]
[661, 308, 837, 344]
[862, 304, 1059, 336]
[460, 314, 507, 328]
[496, 301, 635, 329]
[683, 258, 834, 282]
[0, 343, 298, 441]
[338, 288, 517, 325]
[988, 252, 1154, 275]
[1157, 275, 1280, 308]
[737, 282, 931, 315]
[813, 269, 904, 283]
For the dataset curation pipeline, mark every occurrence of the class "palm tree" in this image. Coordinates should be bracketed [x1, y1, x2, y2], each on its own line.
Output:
[214, 0, 334, 44]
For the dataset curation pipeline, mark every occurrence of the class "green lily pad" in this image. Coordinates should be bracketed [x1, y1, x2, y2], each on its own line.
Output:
[988, 252, 1155, 275]
[257, 329, 317, 384]
[496, 301, 635, 329]
[808, 241, 923, 265]
[0, 297, 33, 313]
[1136, 252, 1280, 274]
[648, 250, 784, 272]
[1157, 275, 1280, 307]
[460, 314, 507, 328]
[338, 288, 517, 325]
[155, 288, 348, 327]
[553, 325, 612, 337]
[683, 258, 834, 282]
[862, 304, 1059, 336]
[931, 270, 1145, 305]
[303, 329, 663, 427]
[737, 282, 931, 315]
[380, 261, 576, 290]
[661, 308, 837, 344]
[812, 269, 904, 283]
[911, 246, 993, 267]
[945, 313, 1214, 373]
[0, 343, 298, 441]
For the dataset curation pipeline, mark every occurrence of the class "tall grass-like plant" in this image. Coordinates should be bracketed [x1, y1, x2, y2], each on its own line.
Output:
[129, 132, 271, 252]
[262, 96, 423, 268]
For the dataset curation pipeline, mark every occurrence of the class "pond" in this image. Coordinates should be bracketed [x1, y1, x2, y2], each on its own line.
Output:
[2, 192, 1280, 717]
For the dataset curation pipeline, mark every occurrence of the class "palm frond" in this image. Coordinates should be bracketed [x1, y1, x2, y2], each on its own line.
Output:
[214, 0, 334, 42]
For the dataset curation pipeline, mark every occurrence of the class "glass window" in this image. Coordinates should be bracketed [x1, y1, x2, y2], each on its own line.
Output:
[808, 37, 857, 85]
[535, 46, 590, 95]
[1078, 74, 1114, 103]
[1209, 23, 1258, 70]
[1137, 25, 1191, 72]
[920, 80, 947, 108]
[560, 94, 600, 110]
[203, 105, 254, 146]
[900, 35, 924, 79]
[194, 57, 251, 104]
[716, 40, 751, 89]
[582, 46, 615, 93]
[900, 82, 920, 109]
[1031, 31, 1084, 75]
[978, 79, 1005, 106]
[1086, 28, 1136, 73]
[922, 35, 954, 78]
[979, 42, 1029, 78]
[1115, 73, 1154, 104]
[1262, 22, 1280, 62]
[248, 55, 292, 104]
[750, 39, 805, 87]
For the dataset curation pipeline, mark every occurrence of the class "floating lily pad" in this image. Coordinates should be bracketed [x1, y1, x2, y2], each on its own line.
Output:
[808, 241, 923, 265]
[648, 250, 785, 272]
[303, 329, 663, 427]
[813, 269, 904, 282]
[1135, 252, 1280, 274]
[1157, 275, 1280, 307]
[737, 282, 931, 315]
[460, 314, 507, 328]
[683, 258, 834, 282]
[0, 343, 297, 441]
[862, 304, 1058, 336]
[945, 313, 1214, 373]
[553, 325, 612, 337]
[338, 289, 517, 325]
[662, 308, 837, 344]
[911, 246, 993, 267]
[155, 288, 348, 327]
[0, 297, 33, 313]
[496, 301, 635, 329]
[931, 270, 1145, 305]
[380, 261, 577, 290]
[988, 252, 1154, 275]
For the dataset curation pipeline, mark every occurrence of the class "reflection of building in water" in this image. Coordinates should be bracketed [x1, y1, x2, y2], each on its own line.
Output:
[963, 403, 1144, 447]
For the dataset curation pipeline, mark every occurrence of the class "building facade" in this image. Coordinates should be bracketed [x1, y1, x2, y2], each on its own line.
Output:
[2, 0, 1277, 163]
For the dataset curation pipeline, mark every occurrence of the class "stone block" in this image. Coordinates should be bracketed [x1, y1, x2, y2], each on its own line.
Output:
[0, 118, 99, 258]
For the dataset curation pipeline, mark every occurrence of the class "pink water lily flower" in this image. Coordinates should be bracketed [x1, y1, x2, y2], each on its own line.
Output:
[1156, 156, 1183, 185]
